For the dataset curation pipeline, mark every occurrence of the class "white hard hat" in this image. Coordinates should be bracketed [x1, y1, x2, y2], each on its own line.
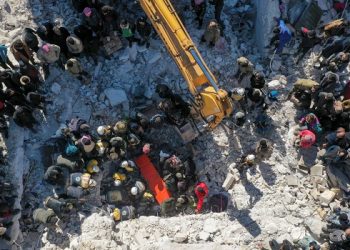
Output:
[246, 154, 255, 162]
[131, 187, 138, 196]
[121, 161, 129, 168]
[114, 180, 122, 187]
[233, 88, 245, 96]
[97, 126, 105, 136]
[89, 179, 97, 187]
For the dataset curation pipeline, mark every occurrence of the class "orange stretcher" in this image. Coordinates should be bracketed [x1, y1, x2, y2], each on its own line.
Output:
[135, 154, 171, 204]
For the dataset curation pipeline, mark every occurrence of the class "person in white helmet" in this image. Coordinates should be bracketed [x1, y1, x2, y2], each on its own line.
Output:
[96, 125, 112, 141]
[237, 154, 255, 172]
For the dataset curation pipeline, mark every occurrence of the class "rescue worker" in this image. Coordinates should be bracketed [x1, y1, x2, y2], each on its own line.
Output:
[82, 7, 103, 34]
[100, 5, 119, 37]
[194, 182, 209, 213]
[236, 56, 254, 81]
[120, 19, 140, 47]
[136, 17, 152, 48]
[51, 20, 71, 57]
[318, 71, 342, 98]
[66, 35, 84, 56]
[10, 38, 35, 65]
[65, 58, 91, 84]
[36, 22, 55, 44]
[192, 0, 206, 29]
[295, 27, 321, 63]
[210, 0, 224, 28]
[250, 71, 266, 89]
[254, 138, 273, 161]
[12, 105, 38, 131]
[111, 206, 136, 222]
[201, 19, 220, 47]
[44, 165, 67, 185]
[37, 43, 61, 77]
[21, 27, 39, 52]
[33, 208, 58, 224]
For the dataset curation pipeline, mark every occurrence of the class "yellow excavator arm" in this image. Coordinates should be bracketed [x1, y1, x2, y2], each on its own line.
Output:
[139, 0, 233, 128]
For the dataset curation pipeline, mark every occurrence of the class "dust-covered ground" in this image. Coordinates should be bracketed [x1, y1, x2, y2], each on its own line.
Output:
[0, 0, 348, 249]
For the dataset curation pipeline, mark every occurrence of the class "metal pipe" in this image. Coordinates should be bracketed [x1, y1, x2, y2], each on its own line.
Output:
[189, 49, 219, 93]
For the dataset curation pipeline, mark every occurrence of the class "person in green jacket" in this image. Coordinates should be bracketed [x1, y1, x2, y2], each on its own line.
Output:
[120, 19, 140, 47]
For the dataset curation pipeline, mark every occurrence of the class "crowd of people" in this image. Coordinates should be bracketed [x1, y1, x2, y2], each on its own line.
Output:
[0, 0, 349, 248]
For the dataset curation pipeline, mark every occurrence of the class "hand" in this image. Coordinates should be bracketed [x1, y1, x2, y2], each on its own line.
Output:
[195, 209, 199, 214]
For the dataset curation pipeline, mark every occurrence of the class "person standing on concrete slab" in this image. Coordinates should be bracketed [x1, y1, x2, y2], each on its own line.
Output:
[192, 0, 207, 29]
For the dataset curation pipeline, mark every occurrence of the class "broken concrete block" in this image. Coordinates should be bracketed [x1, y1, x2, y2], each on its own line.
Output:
[148, 52, 161, 64]
[317, 208, 327, 220]
[197, 232, 210, 241]
[330, 188, 342, 200]
[173, 233, 188, 243]
[319, 190, 335, 205]
[305, 217, 326, 240]
[203, 218, 218, 234]
[104, 88, 128, 107]
[222, 173, 235, 191]
[286, 175, 299, 186]
[51, 82, 61, 94]
[310, 164, 324, 176]
[317, 184, 326, 192]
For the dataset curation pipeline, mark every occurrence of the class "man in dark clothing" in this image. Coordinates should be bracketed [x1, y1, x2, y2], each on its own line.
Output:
[210, 0, 224, 28]
[321, 37, 350, 59]
[0, 69, 23, 92]
[21, 28, 39, 52]
[318, 72, 341, 97]
[156, 84, 191, 120]
[4, 89, 28, 107]
[51, 23, 71, 57]
[73, 24, 99, 62]
[82, 7, 103, 34]
[12, 106, 38, 130]
[192, 0, 206, 29]
[26, 92, 47, 109]
[296, 28, 321, 63]
[44, 165, 66, 185]
[324, 127, 350, 150]
[136, 17, 152, 48]
[290, 89, 312, 109]
[101, 5, 119, 37]
[19, 61, 41, 85]
[36, 22, 55, 43]
[246, 88, 266, 110]
[250, 71, 265, 89]
[314, 92, 335, 118]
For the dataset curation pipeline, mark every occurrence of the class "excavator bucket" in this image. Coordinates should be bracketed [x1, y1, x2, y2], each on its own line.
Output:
[140, 0, 233, 129]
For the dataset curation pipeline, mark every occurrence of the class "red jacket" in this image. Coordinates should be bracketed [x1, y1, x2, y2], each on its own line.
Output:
[194, 182, 209, 212]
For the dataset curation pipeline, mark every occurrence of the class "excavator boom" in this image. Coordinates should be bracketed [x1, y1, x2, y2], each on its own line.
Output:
[139, 0, 233, 128]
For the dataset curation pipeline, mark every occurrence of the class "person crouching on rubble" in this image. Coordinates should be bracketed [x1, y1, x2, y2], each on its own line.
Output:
[194, 182, 208, 213]
[299, 113, 322, 134]
[294, 129, 316, 149]
[111, 206, 136, 222]
[201, 19, 220, 47]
